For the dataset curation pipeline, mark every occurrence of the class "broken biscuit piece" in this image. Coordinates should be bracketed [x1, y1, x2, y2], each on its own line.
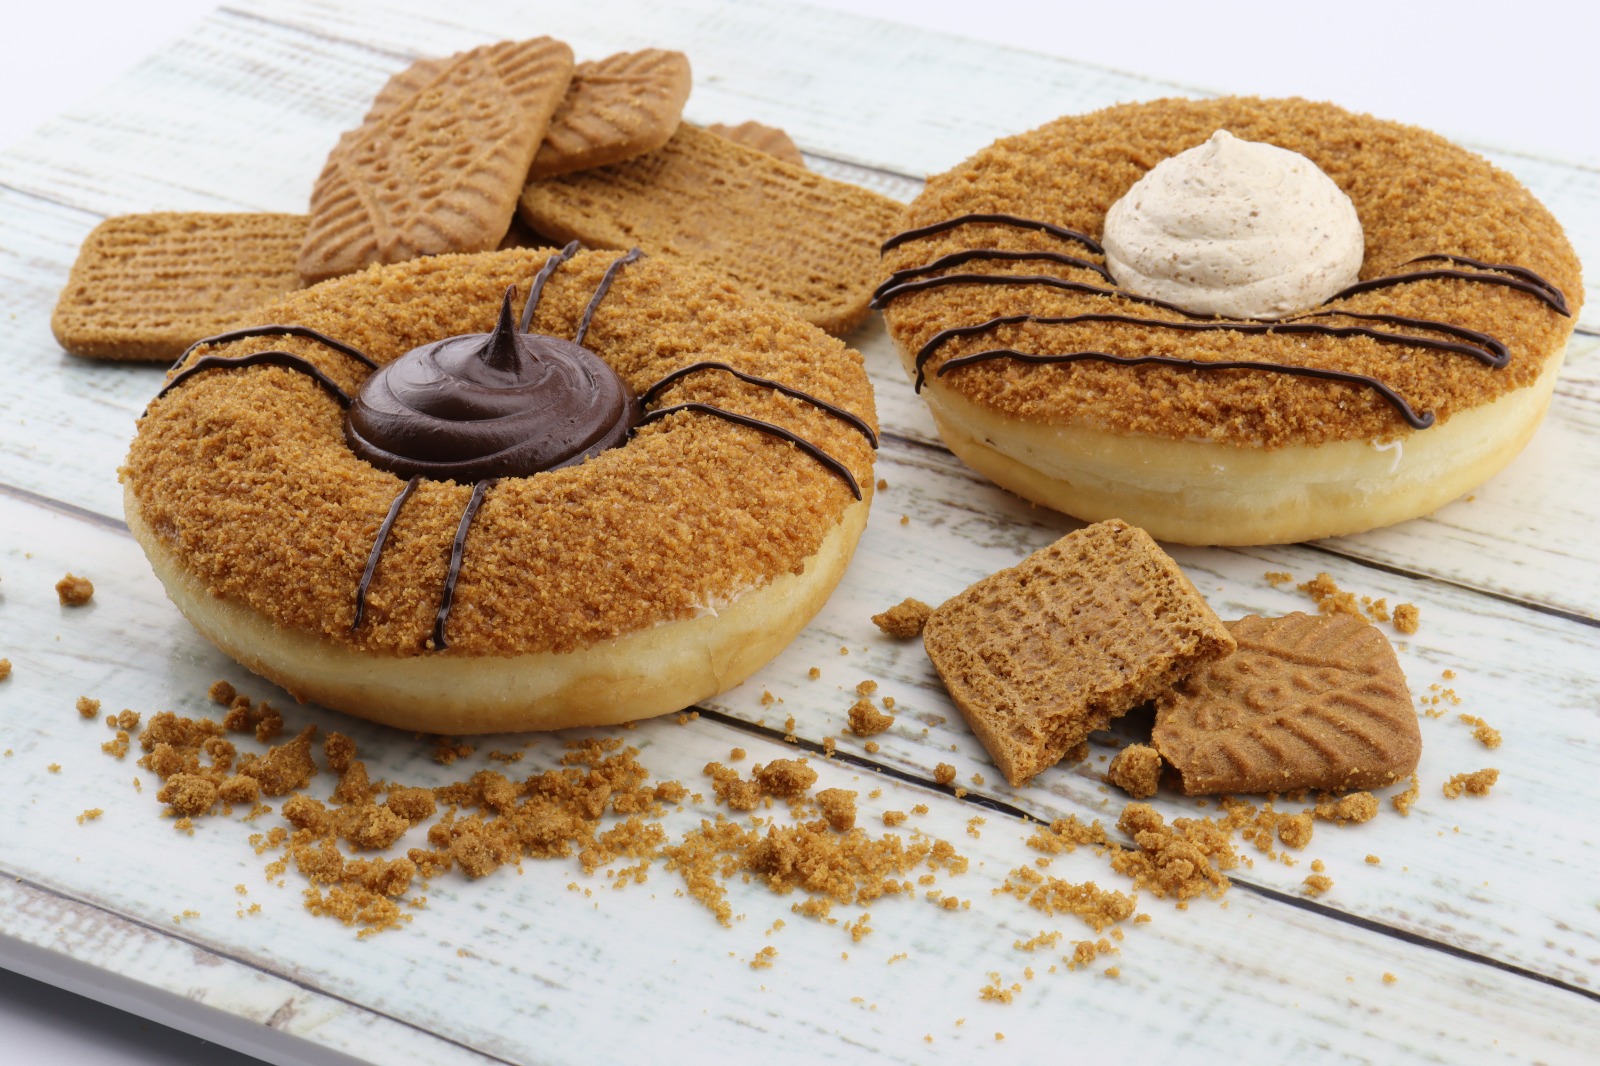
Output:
[1153, 612, 1420, 795]
[922, 520, 1234, 786]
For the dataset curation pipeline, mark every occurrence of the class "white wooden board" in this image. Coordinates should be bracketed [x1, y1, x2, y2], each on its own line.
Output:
[1, 1, 1597, 1063]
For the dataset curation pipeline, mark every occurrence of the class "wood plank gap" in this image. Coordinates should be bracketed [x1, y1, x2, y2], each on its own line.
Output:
[1233, 879, 1600, 1004]
[1306, 540, 1600, 629]
[0, 865, 528, 1066]
[0, 480, 130, 536]
[694, 706, 1042, 822]
[701, 712, 1600, 1002]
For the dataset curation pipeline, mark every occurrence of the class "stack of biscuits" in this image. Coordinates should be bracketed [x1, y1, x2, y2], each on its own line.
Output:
[53, 36, 904, 360]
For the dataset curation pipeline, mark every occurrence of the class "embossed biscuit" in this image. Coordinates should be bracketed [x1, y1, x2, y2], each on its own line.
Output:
[922, 520, 1236, 787]
[1152, 612, 1420, 795]
[53, 212, 307, 361]
[706, 121, 805, 167]
[528, 50, 692, 178]
[518, 123, 904, 335]
[298, 38, 574, 284]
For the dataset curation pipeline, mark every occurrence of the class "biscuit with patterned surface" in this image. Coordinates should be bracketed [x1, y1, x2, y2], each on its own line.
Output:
[528, 50, 692, 178]
[1153, 612, 1420, 795]
[706, 121, 805, 167]
[518, 122, 903, 334]
[53, 212, 307, 361]
[298, 38, 574, 284]
[922, 520, 1235, 786]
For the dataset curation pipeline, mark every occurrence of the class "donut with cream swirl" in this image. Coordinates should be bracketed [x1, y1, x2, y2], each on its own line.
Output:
[345, 290, 640, 480]
[878, 97, 1582, 545]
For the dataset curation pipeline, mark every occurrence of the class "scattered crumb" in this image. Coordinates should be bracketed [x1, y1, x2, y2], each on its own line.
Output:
[56, 573, 95, 605]
[807, 667, 821, 679]
[1106, 744, 1162, 799]
[933, 763, 957, 786]
[77, 808, 103, 824]
[816, 788, 857, 831]
[871, 598, 932, 638]
[1392, 603, 1420, 634]
[0, 659, 11, 681]
[1365, 855, 1380, 864]
[855, 680, 878, 697]
[848, 699, 894, 737]
[1443, 769, 1499, 798]
[1383, 972, 1398, 984]
[76, 696, 101, 719]
[1459, 714, 1502, 749]
[1264, 571, 1294, 587]
[1301, 873, 1334, 897]
[1392, 774, 1420, 816]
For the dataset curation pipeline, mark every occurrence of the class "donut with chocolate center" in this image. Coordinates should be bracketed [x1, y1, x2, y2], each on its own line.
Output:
[124, 248, 878, 732]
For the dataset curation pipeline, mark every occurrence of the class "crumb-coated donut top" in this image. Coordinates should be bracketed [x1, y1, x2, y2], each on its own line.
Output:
[880, 97, 1583, 448]
[123, 248, 878, 657]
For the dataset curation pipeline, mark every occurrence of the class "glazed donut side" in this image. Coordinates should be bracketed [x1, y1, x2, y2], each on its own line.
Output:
[879, 97, 1583, 545]
[922, 351, 1563, 545]
[127, 486, 868, 733]
[123, 248, 878, 730]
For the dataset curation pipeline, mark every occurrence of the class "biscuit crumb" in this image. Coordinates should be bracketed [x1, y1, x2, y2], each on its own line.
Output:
[807, 667, 821, 679]
[77, 808, 103, 824]
[816, 788, 857, 831]
[933, 763, 957, 786]
[1459, 714, 1502, 749]
[0, 659, 10, 681]
[1392, 603, 1420, 634]
[1442, 768, 1499, 798]
[1106, 744, 1162, 799]
[56, 573, 95, 605]
[1264, 571, 1294, 587]
[1365, 854, 1380, 864]
[848, 698, 894, 737]
[871, 598, 932, 638]
[1301, 873, 1334, 897]
[855, 680, 878, 697]
[76, 696, 101, 719]
[1391, 774, 1420, 816]
[208, 680, 236, 705]
[1312, 792, 1378, 826]
[1383, 972, 1398, 984]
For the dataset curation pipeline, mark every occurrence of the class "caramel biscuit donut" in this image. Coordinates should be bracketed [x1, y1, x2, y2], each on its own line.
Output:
[123, 247, 877, 733]
[878, 97, 1583, 545]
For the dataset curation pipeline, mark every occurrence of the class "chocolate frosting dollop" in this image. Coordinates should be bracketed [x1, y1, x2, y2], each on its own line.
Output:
[345, 288, 640, 481]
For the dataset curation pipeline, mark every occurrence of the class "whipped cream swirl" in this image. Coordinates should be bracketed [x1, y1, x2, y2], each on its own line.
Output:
[1102, 130, 1364, 320]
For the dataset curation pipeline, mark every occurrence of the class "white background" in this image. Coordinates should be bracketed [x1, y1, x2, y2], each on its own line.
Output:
[1, 1, 1595, 1062]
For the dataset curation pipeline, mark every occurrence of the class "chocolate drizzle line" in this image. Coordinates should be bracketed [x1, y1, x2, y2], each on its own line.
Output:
[871, 248, 1115, 305]
[1329, 265, 1571, 315]
[574, 249, 645, 347]
[638, 403, 863, 500]
[155, 350, 353, 407]
[432, 478, 496, 650]
[353, 475, 420, 630]
[1289, 310, 1508, 367]
[881, 213, 1104, 256]
[1406, 254, 1569, 315]
[875, 272, 1201, 317]
[911, 311, 1508, 389]
[935, 348, 1435, 430]
[639, 361, 879, 449]
[169, 324, 378, 374]
[518, 240, 582, 333]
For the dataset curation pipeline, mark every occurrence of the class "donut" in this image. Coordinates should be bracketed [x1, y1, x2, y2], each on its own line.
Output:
[876, 97, 1582, 545]
[123, 246, 878, 733]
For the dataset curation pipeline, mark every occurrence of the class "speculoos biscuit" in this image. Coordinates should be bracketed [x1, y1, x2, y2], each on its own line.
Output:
[53, 212, 307, 361]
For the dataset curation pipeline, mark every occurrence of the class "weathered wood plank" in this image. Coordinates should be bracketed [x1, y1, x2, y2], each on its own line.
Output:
[1, 490, 1595, 1064]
